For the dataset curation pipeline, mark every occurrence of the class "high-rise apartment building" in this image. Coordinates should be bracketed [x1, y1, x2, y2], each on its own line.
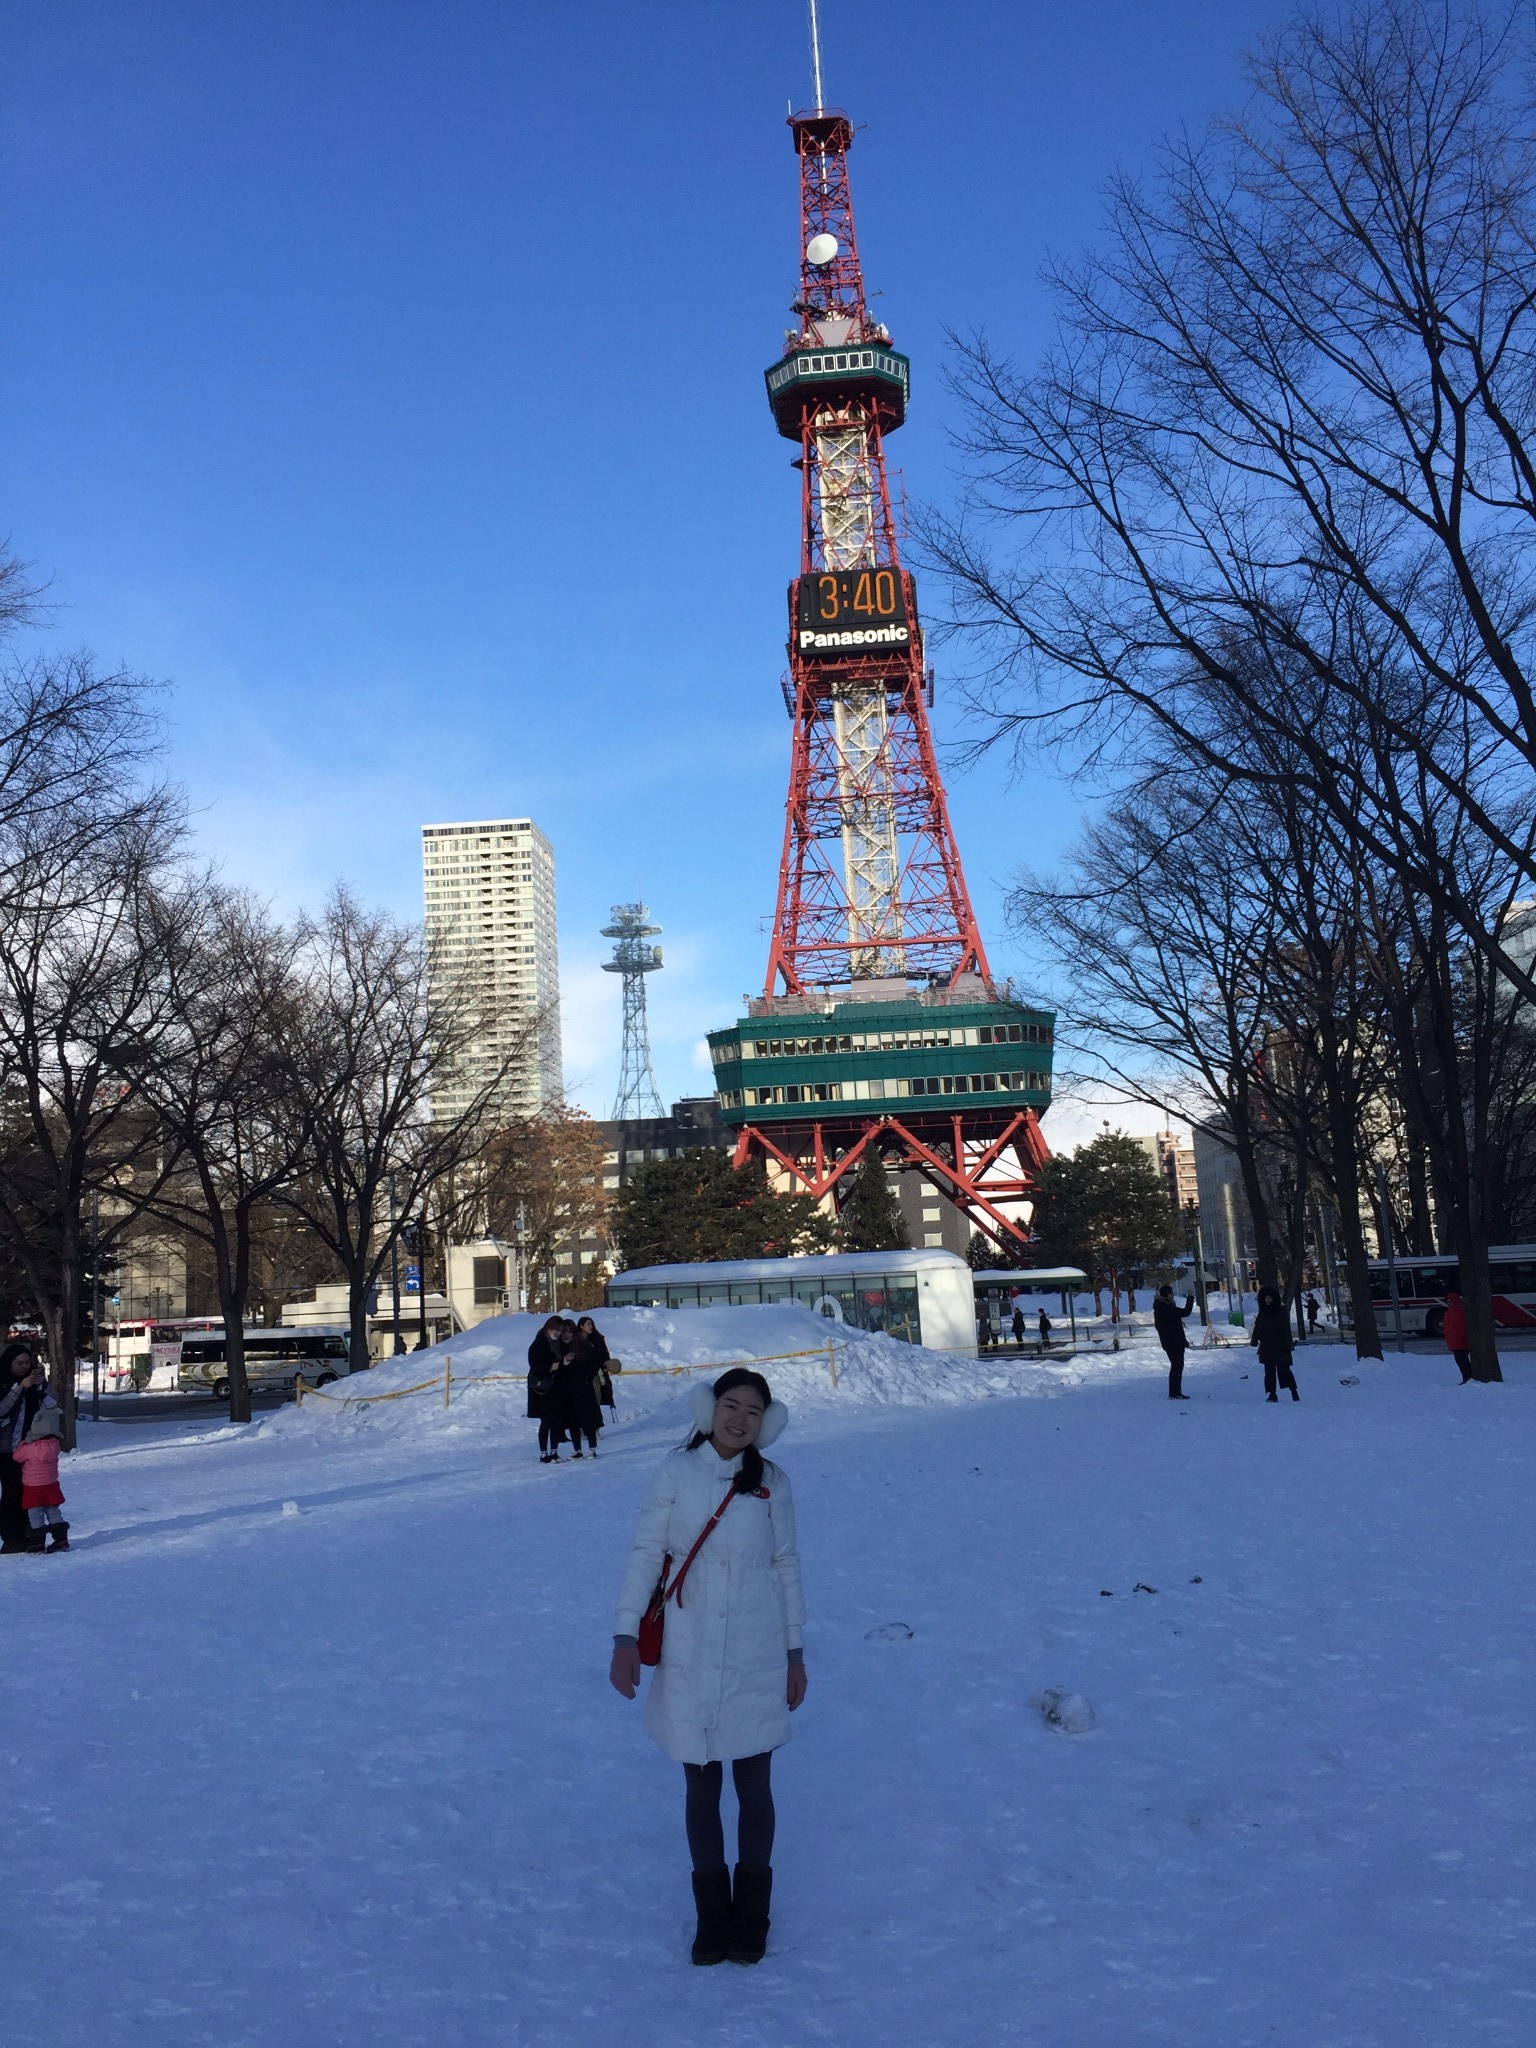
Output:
[422, 817, 562, 1122]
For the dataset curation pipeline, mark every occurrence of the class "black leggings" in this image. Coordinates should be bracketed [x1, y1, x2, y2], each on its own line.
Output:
[538, 1419, 557, 1455]
[683, 1752, 774, 1871]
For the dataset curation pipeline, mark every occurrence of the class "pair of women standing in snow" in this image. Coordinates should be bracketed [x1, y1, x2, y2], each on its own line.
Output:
[611, 1368, 806, 1967]
[526, 1315, 611, 1462]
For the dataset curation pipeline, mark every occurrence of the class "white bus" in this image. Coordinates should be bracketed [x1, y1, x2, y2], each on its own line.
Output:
[177, 1326, 352, 1399]
[605, 1248, 978, 1352]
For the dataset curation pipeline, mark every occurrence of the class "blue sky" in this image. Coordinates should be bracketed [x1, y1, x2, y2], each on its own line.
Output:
[2, 0, 1279, 1129]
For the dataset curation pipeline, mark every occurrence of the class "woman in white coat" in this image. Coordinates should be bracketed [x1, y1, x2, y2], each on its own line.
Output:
[610, 1367, 807, 1966]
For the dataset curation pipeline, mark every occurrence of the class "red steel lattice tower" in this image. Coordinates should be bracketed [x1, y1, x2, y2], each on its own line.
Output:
[764, 108, 988, 995]
[704, 76, 1053, 1256]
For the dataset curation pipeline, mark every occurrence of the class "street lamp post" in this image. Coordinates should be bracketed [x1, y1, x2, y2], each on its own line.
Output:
[1376, 1161, 1407, 1354]
[415, 1213, 430, 1350]
[388, 1177, 406, 1357]
[1185, 1200, 1210, 1328]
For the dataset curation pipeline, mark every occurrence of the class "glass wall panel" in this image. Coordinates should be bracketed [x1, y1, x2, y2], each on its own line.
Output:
[885, 1279, 919, 1344]
[728, 1282, 764, 1305]
[665, 1287, 700, 1309]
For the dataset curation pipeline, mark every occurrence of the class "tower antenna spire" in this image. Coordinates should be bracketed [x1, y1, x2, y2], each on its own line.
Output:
[807, 0, 825, 112]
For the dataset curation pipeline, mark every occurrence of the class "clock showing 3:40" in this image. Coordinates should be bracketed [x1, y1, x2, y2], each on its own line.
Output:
[794, 568, 914, 655]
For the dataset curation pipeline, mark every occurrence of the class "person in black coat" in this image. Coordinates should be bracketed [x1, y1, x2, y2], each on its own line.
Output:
[1251, 1285, 1300, 1402]
[1152, 1285, 1196, 1399]
[554, 1318, 604, 1458]
[527, 1315, 565, 1463]
[577, 1316, 615, 1419]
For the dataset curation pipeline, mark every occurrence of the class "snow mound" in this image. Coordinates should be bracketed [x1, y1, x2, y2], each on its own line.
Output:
[260, 1301, 1103, 1445]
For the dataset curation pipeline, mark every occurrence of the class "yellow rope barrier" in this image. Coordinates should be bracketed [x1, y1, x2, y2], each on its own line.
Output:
[294, 1342, 844, 1411]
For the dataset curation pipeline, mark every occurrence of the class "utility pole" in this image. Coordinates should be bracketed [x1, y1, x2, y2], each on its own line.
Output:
[1376, 1161, 1407, 1353]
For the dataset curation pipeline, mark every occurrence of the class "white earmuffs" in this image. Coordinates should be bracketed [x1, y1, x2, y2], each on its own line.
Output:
[689, 1379, 789, 1448]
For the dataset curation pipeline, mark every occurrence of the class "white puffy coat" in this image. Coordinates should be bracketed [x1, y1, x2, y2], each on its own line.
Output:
[615, 1445, 806, 1766]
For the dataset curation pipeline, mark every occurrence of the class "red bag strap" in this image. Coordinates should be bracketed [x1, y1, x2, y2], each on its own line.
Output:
[665, 1488, 737, 1610]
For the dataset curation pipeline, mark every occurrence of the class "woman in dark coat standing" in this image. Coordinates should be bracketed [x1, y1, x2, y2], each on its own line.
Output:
[1250, 1286, 1300, 1402]
[554, 1318, 604, 1458]
[527, 1315, 565, 1463]
[577, 1315, 615, 1420]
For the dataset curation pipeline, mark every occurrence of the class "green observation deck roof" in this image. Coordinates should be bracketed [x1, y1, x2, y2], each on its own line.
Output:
[708, 994, 1054, 1129]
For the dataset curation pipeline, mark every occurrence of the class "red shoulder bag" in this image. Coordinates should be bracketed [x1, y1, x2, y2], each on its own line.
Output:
[637, 1488, 736, 1666]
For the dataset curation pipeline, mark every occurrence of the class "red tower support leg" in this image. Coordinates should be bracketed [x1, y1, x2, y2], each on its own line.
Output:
[737, 1112, 1046, 1253]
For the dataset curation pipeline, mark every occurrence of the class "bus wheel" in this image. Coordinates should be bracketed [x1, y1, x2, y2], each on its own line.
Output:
[213, 1379, 231, 1401]
[314, 1373, 338, 1388]
[1425, 1306, 1445, 1340]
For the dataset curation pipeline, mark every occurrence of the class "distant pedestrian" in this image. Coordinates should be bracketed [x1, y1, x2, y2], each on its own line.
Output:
[1251, 1286, 1300, 1402]
[610, 1368, 805, 1967]
[527, 1315, 564, 1463]
[559, 1319, 604, 1458]
[976, 1307, 992, 1352]
[1010, 1304, 1026, 1348]
[1153, 1286, 1196, 1400]
[578, 1316, 617, 1419]
[1305, 1292, 1321, 1334]
[1037, 1307, 1052, 1351]
[12, 1408, 67, 1552]
[1442, 1290, 1472, 1383]
[0, 1345, 57, 1554]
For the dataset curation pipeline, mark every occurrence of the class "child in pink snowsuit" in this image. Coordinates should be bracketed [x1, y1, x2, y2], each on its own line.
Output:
[13, 1409, 67, 1552]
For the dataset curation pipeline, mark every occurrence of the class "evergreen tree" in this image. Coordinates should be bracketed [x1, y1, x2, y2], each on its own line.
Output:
[612, 1150, 833, 1269]
[1032, 1132, 1180, 1305]
[838, 1156, 910, 1253]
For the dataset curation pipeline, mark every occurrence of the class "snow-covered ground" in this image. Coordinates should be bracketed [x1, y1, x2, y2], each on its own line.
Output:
[8, 1305, 1532, 2047]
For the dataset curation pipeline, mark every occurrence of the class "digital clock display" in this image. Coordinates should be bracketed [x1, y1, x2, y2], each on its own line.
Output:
[794, 569, 914, 658]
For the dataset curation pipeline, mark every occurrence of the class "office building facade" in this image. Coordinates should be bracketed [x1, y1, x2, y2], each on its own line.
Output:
[422, 817, 562, 1123]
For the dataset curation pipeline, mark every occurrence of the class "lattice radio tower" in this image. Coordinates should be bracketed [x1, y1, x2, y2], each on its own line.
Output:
[602, 903, 665, 1119]
[702, 3, 1055, 1253]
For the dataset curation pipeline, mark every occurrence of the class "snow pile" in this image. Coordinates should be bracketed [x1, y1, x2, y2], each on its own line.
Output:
[262, 1301, 1112, 1444]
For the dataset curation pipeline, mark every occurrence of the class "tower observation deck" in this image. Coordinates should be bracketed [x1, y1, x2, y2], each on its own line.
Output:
[707, 81, 1051, 1252]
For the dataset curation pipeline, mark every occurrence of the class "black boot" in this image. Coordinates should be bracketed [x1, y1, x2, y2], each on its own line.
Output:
[690, 1865, 732, 1966]
[728, 1864, 772, 1965]
[48, 1522, 69, 1551]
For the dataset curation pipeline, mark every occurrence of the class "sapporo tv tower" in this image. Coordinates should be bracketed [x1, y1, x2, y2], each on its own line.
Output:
[707, 15, 1054, 1252]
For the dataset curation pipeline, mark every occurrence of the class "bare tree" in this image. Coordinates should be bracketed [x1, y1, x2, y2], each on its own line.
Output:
[278, 887, 536, 1372]
[0, 801, 185, 1439]
[123, 886, 313, 1423]
[931, 2, 1536, 1006]
[480, 1104, 611, 1310]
